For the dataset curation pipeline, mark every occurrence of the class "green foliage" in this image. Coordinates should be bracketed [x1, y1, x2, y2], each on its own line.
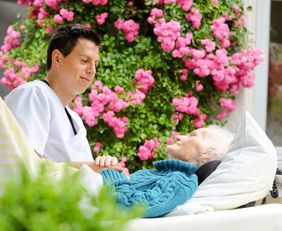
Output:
[0, 0, 258, 171]
[0, 164, 143, 231]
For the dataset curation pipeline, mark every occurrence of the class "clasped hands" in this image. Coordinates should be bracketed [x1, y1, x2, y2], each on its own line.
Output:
[69, 155, 123, 173]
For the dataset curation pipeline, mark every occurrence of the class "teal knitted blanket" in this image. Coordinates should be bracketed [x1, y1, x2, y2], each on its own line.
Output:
[101, 159, 198, 218]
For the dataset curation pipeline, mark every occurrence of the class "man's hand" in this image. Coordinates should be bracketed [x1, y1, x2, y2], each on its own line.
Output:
[68, 155, 123, 173]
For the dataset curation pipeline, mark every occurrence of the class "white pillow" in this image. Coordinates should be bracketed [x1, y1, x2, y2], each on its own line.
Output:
[171, 112, 277, 215]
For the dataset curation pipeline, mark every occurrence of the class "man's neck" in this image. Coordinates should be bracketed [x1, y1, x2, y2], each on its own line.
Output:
[45, 73, 73, 106]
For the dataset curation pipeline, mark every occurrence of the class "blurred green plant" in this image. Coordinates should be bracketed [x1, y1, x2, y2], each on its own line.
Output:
[0, 164, 143, 231]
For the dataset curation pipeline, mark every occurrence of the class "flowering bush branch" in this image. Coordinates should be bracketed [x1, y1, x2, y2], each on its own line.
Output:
[0, 0, 263, 171]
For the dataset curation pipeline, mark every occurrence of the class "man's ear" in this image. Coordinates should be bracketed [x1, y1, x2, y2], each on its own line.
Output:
[52, 49, 62, 67]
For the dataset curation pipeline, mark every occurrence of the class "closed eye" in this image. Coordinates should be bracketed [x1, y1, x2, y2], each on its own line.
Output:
[190, 131, 199, 137]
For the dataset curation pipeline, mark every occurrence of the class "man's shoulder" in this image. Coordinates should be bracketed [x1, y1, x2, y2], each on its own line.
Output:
[14, 80, 45, 91]
[5, 80, 53, 108]
[6, 80, 48, 99]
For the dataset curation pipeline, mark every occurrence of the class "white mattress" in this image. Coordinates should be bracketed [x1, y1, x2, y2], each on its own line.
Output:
[127, 204, 282, 231]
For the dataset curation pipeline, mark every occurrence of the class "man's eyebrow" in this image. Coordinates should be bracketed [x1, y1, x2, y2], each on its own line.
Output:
[79, 54, 90, 57]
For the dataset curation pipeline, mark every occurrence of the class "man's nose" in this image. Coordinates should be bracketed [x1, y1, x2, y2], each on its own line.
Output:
[87, 64, 96, 76]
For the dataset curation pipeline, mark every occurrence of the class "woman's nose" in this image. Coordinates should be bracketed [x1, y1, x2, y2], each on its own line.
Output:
[176, 135, 186, 141]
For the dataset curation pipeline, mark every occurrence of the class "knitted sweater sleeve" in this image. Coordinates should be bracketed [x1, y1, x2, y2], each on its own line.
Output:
[101, 160, 198, 218]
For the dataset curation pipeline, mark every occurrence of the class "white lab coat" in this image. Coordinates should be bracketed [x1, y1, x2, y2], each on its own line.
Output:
[5, 80, 93, 162]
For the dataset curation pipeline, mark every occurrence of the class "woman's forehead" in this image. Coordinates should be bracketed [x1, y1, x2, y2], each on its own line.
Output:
[196, 127, 217, 137]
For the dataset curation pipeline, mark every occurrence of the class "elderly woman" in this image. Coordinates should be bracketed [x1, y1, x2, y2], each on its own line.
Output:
[100, 125, 234, 217]
[166, 125, 234, 184]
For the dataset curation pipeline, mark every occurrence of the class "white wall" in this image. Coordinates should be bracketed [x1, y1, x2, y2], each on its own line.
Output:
[225, 0, 271, 133]
[244, 0, 271, 131]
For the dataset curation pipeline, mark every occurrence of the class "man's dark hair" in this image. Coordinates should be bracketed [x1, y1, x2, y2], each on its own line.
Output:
[46, 24, 101, 70]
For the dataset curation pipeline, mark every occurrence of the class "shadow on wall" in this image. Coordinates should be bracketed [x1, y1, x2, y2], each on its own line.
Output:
[0, 1, 23, 97]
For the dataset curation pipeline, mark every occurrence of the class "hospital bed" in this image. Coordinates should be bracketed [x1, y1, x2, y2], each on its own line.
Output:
[127, 203, 282, 231]
[127, 117, 282, 231]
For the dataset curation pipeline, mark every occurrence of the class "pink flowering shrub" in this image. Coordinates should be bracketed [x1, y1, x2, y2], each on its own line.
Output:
[0, 0, 262, 171]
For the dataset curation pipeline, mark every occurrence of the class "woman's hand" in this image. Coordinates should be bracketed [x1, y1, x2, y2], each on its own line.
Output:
[68, 155, 123, 173]
[90, 155, 123, 172]
[94, 155, 118, 167]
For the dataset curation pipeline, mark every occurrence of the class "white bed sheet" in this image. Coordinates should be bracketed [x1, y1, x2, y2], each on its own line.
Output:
[127, 204, 282, 231]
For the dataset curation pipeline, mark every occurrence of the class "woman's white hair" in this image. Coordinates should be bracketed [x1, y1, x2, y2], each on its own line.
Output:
[200, 125, 234, 164]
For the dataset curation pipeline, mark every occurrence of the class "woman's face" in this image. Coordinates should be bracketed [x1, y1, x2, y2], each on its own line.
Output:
[166, 128, 215, 163]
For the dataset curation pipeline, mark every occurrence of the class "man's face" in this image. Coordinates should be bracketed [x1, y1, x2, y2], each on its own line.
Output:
[56, 38, 100, 98]
[166, 128, 215, 163]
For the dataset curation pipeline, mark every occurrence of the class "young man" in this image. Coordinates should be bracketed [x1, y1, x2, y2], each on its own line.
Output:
[5, 24, 120, 172]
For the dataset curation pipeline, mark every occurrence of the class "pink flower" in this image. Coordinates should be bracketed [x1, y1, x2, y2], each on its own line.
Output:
[37, 7, 49, 26]
[85, 23, 91, 29]
[0, 52, 8, 68]
[216, 111, 228, 120]
[201, 39, 216, 52]
[126, 90, 146, 105]
[210, 0, 219, 6]
[219, 98, 236, 112]
[134, 69, 155, 93]
[128, 1, 134, 6]
[195, 80, 203, 91]
[1, 26, 21, 52]
[172, 95, 199, 116]
[120, 156, 127, 168]
[103, 111, 128, 138]
[53, 14, 63, 24]
[59, 8, 74, 22]
[180, 75, 187, 81]
[114, 86, 124, 94]
[185, 7, 202, 29]
[100, 0, 108, 5]
[93, 142, 102, 153]
[114, 19, 139, 42]
[153, 19, 181, 52]
[95, 12, 108, 25]
[211, 17, 231, 48]
[171, 113, 183, 124]
[176, 0, 193, 11]
[167, 138, 174, 145]
[192, 113, 206, 128]
[45, 0, 61, 9]
[182, 69, 188, 74]
[138, 146, 152, 161]
[81, 106, 98, 127]
[73, 96, 84, 116]
[137, 137, 160, 161]
[148, 8, 163, 24]
[114, 19, 124, 30]
[172, 131, 180, 138]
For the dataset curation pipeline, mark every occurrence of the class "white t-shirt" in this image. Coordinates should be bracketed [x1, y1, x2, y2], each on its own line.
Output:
[5, 80, 93, 162]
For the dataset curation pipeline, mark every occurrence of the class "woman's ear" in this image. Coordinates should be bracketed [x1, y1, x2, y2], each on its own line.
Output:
[197, 148, 217, 165]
